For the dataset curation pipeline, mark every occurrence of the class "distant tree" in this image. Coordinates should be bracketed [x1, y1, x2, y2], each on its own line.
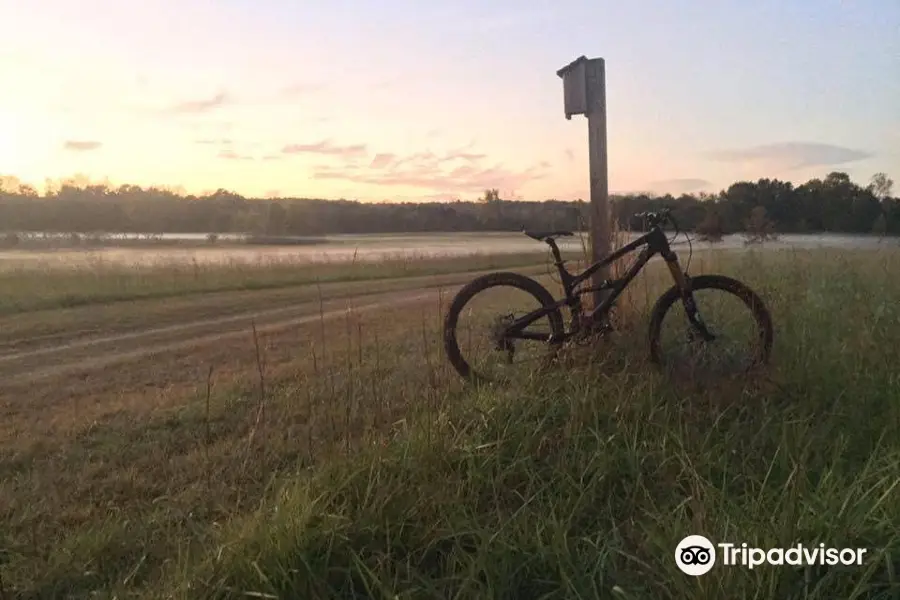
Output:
[743, 205, 777, 244]
[0, 175, 22, 193]
[695, 208, 725, 242]
[17, 184, 38, 197]
[872, 213, 888, 238]
[1, 170, 897, 237]
[264, 201, 287, 235]
[868, 173, 895, 239]
[1, 232, 20, 248]
[820, 171, 879, 232]
[477, 188, 504, 228]
[869, 172, 894, 201]
[481, 188, 501, 203]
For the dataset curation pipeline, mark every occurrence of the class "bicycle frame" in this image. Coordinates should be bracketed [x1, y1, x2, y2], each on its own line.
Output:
[504, 224, 698, 344]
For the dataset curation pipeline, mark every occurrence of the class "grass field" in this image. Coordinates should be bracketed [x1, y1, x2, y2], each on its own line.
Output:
[1, 246, 899, 599]
[0, 251, 569, 316]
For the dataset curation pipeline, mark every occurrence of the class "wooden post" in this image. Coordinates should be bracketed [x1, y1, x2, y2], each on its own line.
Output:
[585, 59, 610, 311]
[557, 56, 610, 310]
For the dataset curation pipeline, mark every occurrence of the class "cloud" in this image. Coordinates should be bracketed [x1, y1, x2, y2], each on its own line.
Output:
[647, 178, 711, 193]
[311, 148, 549, 195]
[707, 142, 872, 170]
[282, 140, 368, 157]
[564, 148, 575, 162]
[393, 151, 436, 167]
[281, 137, 547, 195]
[218, 149, 253, 161]
[195, 138, 255, 160]
[443, 151, 487, 162]
[63, 140, 102, 151]
[388, 147, 483, 167]
[370, 153, 396, 169]
[313, 162, 364, 172]
[162, 91, 229, 115]
[449, 165, 477, 177]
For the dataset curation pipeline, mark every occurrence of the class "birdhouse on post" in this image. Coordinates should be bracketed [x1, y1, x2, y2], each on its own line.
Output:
[557, 55, 610, 310]
[557, 55, 589, 120]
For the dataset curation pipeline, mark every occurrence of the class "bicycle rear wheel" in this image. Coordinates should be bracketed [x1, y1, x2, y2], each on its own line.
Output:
[648, 274, 773, 379]
[443, 272, 565, 384]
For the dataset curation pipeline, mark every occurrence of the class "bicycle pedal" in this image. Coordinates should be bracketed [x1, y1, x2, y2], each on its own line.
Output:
[589, 322, 613, 336]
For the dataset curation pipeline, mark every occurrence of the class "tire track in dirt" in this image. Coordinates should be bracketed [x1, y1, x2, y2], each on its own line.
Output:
[0, 287, 445, 386]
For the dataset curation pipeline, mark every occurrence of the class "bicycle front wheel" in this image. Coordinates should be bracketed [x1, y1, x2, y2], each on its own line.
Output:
[443, 272, 565, 384]
[648, 274, 773, 379]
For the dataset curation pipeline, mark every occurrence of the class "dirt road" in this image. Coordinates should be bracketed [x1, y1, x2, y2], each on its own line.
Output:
[0, 288, 436, 384]
[0, 265, 552, 397]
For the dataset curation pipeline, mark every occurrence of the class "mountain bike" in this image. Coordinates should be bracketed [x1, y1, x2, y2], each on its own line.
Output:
[442, 208, 774, 383]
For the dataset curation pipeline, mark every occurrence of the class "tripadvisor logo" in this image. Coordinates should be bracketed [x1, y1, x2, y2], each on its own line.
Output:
[675, 535, 868, 576]
[675, 535, 716, 576]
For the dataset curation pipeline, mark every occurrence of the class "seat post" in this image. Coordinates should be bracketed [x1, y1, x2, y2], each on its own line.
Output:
[546, 238, 564, 266]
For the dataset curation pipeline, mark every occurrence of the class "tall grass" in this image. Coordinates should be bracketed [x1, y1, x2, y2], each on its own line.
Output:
[1, 247, 898, 598]
[0, 251, 573, 315]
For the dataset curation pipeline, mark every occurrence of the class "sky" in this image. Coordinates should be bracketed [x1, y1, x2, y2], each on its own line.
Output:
[1, 0, 898, 202]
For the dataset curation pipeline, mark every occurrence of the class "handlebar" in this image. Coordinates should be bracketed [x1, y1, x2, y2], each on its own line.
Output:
[634, 207, 672, 227]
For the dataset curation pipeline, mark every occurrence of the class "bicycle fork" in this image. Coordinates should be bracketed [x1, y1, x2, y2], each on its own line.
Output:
[663, 254, 716, 342]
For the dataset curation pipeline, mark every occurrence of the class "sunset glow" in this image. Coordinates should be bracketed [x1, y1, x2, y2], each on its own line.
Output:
[3, 0, 898, 200]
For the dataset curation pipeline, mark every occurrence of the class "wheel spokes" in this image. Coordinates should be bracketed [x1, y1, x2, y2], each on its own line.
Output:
[659, 289, 763, 378]
[457, 286, 558, 382]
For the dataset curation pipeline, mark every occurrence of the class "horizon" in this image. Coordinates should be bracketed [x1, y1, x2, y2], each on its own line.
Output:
[3, 0, 898, 202]
[0, 169, 891, 204]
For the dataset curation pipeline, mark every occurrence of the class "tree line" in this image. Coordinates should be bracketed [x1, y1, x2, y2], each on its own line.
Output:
[0, 171, 895, 237]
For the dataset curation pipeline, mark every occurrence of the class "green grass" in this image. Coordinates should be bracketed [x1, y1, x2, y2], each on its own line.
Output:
[2, 247, 899, 598]
[0, 250, 569, 315]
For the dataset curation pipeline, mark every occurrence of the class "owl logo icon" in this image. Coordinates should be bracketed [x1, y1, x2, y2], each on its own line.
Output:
[675, 535, 716, 576]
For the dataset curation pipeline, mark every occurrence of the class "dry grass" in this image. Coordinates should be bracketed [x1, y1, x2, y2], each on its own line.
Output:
[0, 250, 572, 316]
